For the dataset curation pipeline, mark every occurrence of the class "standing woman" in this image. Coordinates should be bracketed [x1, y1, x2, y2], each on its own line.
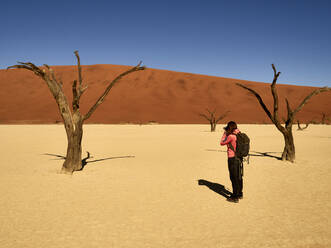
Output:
[220, 121, 243, 203]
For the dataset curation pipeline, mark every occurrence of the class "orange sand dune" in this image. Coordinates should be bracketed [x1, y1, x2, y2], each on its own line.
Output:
[0, 64, 330, 124]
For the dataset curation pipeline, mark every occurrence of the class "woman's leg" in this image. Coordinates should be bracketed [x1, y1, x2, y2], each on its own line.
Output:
[228, 157, 240, 197]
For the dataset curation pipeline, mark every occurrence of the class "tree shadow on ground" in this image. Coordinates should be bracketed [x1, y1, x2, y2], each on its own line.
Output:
[43, 152, 135, 170]
[198, 179, 232, 199]
[249, 151, 282, 160]
[205, 149, 282, 161]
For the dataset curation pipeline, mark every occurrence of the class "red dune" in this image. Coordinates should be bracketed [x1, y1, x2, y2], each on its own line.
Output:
[0, 64, 330, 124]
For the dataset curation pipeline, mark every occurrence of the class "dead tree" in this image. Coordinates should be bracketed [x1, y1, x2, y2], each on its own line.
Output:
[199, 109, 229, 132]
[321, 113, 328, 124]
[8, 51, 145, 173]
[237, 64, 330, 162]
[297, 120, 309, 131]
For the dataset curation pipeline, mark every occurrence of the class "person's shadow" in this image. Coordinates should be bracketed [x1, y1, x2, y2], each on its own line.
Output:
[198, 179, 232, 199]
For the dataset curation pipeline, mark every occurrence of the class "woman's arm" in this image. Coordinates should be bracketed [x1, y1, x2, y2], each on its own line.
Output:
[220, 132, 232, 146]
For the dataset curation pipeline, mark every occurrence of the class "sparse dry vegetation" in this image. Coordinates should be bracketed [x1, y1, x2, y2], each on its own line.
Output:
[199, 108, 229, 132]
[8, 51, 145, 173]
[237, 64, 330, 162]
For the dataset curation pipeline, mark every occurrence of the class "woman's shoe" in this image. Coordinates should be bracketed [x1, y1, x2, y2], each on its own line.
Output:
[227, 196, 239, 203]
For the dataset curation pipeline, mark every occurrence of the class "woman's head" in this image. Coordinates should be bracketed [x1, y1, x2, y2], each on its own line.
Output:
[224, 121, 237, 133]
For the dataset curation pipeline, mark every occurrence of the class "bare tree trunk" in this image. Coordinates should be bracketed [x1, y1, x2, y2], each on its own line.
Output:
[281, 128, 295, 162]
[274, 121, 296, 162]
[211, 121, 216, 132]
[62, 114, 84, 173]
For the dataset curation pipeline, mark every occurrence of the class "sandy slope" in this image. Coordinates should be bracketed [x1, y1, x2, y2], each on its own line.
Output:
[1, 65, 331, 124]
[0, 124, 330, 248]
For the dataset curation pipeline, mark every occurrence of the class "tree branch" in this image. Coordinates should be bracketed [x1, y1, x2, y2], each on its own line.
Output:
[8, 62, 45, 77]
[216, 111, 229, 123]
[43, 64, 60, 87]
[293, 87, 331, 116]
[73, 51, 88, 106]
[7, 61, 74, 127]
[270, 64, 281, 125]
[74, 51, 83, 88]
[236, 83, 274, 122]
[83, 62, 145, 121]
[297, 120, 309, 131]
[199, 113, 211, 122]
[72, 80, 79, 111]
[206, 108, 215, 116]
[285, 98, 293, 123]
[271, 64, 281, 85]
[205, 108, 216, 122]
[7, 62, 63, 96]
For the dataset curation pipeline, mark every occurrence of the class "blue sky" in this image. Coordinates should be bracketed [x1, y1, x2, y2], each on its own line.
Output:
[1, 0, 331, 86]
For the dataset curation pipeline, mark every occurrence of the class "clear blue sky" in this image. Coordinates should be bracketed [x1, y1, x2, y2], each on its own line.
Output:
[1, 0, 331, 86]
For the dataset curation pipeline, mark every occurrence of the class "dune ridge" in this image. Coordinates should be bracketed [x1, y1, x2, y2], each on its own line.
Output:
[1, 64, 330, 124]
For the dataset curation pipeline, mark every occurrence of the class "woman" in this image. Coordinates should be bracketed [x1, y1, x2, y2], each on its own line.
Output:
[220, 121, 243, 203]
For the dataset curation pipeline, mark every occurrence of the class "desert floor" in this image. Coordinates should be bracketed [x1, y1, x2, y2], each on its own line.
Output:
[0, 124, 330, 248]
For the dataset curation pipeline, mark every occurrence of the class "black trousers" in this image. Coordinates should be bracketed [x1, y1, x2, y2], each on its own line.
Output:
[228, 157, 243, 197]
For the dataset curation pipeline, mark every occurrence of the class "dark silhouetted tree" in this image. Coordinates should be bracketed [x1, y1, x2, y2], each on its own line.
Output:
[237, 64, 330, 162]
[8, 51, 145, 173]
[321, 113, 329, 124]
[200, 109, 229, 132]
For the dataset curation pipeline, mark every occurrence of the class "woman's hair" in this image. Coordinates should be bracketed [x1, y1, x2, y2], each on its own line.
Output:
[224, 121, 237, 133]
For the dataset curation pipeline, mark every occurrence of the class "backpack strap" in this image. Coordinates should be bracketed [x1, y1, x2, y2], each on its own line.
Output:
[241, 159, 244, 176]
[228, 133, 236, 153]
[241, 155, 250, 164]
[228, 142, 235, 153]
